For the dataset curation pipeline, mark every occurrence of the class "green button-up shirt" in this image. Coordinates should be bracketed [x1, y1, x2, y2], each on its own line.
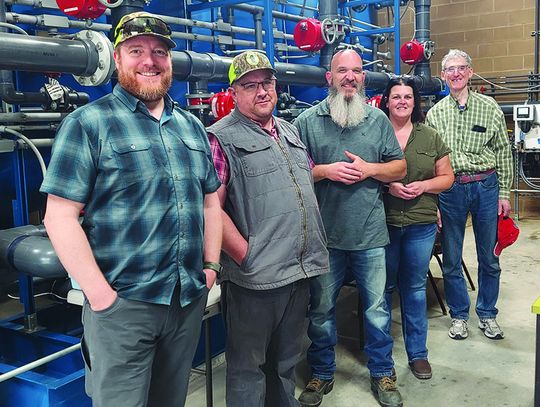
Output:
[384, 123, 451, 227]
[425, 91, 512, 199]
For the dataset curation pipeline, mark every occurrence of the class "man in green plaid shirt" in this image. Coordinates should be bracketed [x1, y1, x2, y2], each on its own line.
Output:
[426, 49, 512, 342]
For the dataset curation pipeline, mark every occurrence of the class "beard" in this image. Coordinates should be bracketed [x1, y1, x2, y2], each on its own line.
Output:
[327, 86, 367, 128]
[117, 63, 173, 103]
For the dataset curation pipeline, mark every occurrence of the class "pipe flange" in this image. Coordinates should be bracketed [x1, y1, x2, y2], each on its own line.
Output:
[73, 30, 114, 87]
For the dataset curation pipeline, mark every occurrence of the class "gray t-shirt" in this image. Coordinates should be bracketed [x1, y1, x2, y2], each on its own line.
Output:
[295, 99, 403, 250]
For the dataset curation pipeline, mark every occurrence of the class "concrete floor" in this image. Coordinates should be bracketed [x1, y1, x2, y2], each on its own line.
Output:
[186, 218, 540, 407]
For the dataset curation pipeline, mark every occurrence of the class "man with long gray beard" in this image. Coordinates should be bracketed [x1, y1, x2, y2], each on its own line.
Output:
[40, 12, 222, 407]
[295, 49, 406, 407]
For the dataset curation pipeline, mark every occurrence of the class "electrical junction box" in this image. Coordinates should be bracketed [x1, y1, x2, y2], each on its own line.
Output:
[514, 104, 540, 150]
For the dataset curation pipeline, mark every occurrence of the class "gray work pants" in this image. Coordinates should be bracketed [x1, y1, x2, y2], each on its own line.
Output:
[222, 279, 309, 407]
[81, 287, 208, 407]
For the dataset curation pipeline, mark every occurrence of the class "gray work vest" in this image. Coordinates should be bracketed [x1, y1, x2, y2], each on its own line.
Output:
[208, 109, 328, 290]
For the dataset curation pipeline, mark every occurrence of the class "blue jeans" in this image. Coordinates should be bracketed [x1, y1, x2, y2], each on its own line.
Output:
[385, 223, 437, 362]
[307, 247, 394, 379]
[439, 172, 501, 320]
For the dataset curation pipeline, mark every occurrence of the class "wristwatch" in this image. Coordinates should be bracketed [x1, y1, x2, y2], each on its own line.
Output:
[203, 261, 223, 277]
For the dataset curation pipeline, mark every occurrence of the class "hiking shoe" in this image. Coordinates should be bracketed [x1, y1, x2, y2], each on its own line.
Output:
[448, 318, 468, 340]
[370, 376, 403, 407]
[479, 318, 504, 339]
[298, 377, 335, 407]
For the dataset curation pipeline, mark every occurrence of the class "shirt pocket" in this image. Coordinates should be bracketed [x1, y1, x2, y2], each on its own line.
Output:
[179, 137, 211, 181]
[463, 124, 490, 154]
[110, 138, 160, 183]
[414, 148, 437, 176]
[232, 140, 278, 177]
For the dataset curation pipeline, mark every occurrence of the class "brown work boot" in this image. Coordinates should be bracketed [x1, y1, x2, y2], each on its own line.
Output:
[370, 376, 403, 407]
[409, 359, 432, 380]
[298, 377, 335, 407]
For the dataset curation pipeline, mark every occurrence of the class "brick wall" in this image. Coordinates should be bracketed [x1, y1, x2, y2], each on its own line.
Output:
[379, 0, 536, 78]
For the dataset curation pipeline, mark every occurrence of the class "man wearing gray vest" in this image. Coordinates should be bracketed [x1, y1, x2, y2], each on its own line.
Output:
[207, 50, 329, 407]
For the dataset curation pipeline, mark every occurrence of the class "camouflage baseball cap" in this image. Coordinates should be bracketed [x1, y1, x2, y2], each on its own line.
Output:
[228, 51, 276, 85]
[114, 12, 176, 49]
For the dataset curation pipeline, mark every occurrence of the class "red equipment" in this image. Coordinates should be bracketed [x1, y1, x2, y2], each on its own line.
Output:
[400, 40, 426, 65]
[293, 18, 326, 52]
[56, 0, 107, 20]
[211, 90, 235, 121]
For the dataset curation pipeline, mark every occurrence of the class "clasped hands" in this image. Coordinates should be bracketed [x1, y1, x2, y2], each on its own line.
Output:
[326, 150, 374, 185]
[388, 181, 426, 200]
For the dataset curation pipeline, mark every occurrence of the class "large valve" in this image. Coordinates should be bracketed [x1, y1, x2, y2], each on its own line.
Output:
[293, 18, 326, 52]
[56, 0, 107, 20]
[400, 40, 435, 65]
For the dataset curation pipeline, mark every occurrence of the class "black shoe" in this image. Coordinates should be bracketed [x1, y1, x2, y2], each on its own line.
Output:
[298, 377, 335, 407]
[370, 376, 403, 407]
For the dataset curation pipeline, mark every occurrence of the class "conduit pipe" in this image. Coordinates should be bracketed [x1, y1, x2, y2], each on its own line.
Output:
[0, 224, 67, 279]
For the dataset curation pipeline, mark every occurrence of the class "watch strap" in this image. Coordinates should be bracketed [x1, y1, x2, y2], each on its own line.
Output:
[203, 261, 222, 275]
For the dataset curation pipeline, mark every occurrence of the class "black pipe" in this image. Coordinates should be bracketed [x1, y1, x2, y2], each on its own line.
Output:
[0, 32, 442, 92]
[413, 0, 434, 89]
[318, 0, 338, 70]
[0, 32, 98, 75]
[254, 11, 263, 50]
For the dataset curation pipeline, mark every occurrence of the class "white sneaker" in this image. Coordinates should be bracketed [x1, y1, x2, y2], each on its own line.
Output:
[448, 318, 468, 340]
[478, 318, 504, 339]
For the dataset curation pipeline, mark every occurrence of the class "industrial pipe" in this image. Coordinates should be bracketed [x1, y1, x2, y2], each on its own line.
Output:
[0, 31, 444, 91]
[412, 0, 436, 90]
[318, 0, 339, 69]
[0, 225, 67, 279]
[0, 32, 98, 75]
[0, 112, 68, 123]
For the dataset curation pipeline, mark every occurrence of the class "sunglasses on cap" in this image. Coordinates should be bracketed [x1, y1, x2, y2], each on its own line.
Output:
[114, 16, 174, 48]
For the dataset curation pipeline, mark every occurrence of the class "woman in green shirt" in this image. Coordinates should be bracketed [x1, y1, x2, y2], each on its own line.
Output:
[380, 77, 454, 380]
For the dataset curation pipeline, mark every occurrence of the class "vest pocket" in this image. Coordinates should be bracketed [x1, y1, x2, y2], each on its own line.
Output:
[233, 140, 278, 176]
[284, 136, 311, 170]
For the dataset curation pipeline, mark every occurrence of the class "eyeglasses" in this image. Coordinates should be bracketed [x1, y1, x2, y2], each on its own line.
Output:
[238, 77, 277, 93]
[443, 65, 470, 74]
[114, 17, 172, 46]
